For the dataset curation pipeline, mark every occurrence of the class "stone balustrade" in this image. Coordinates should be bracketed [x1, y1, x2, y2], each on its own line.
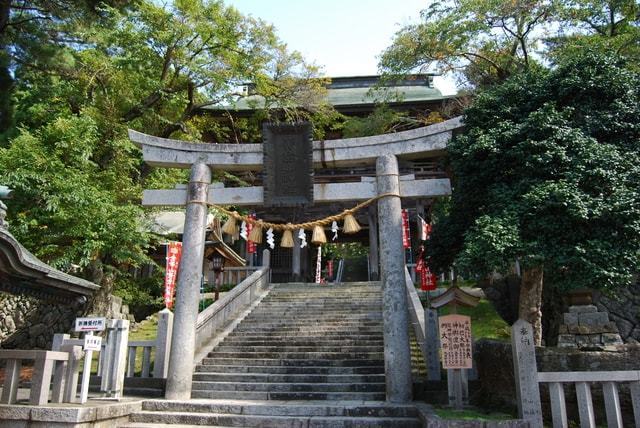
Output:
[0, 349, 73, 405]
[538, 370, 640, 427]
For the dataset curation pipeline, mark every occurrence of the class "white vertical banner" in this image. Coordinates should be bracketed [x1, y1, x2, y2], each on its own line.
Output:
[315, 246, 322, 284]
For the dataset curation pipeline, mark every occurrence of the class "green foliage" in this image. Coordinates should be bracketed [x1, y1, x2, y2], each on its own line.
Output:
[0, 115, 150, 270]
[380, 0, 554, 87]
[323, 242, 369, 260]
[428, 49, 640, 292]
[0, 0, 332, 307]
[342, 105, 409, 138]
[439, 300, 511, 341]
[379, 0, 639, 88]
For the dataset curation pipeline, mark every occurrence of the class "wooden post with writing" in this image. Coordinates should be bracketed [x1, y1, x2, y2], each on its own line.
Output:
[511, 319, 543, 426]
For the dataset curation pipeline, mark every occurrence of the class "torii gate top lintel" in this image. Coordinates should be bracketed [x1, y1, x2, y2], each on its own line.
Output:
[128, 116, 463, 170]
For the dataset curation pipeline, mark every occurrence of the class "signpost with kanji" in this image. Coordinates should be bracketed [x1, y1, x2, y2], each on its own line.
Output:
[75, 317, 106, 332]
[438, 314, 473, 369]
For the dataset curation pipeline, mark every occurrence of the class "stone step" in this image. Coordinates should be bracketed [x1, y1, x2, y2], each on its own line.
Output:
[190, 391, 387, 401]
[212, 345, 382, 353]
[141, 399, 418, 418]
[230, 324, 383, 331]
[233, 324, 382, 335]
[251, 297, 382, 311]
[260, 298, 381, 302]
[220, 339, 384, 346]
[207, 351, 384, 362]
[205, 351, 384, 360]
[194, 365, 384, 375]
[191, 373, 385, 383]
[221, 334, 383, 341]
[198, 358, 384, 367]
[191, 381, 385, 393]
[264, 298, 382, 300]
[244, 314, 383, 320]
[241, 317, 382, 328]
[131, 411, 416, 427]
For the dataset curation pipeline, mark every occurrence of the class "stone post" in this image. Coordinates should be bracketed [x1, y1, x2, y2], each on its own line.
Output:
[153, 309, 173, 379]
[165, 162, 211, 400]
[425, 308, 441, 381]
[100, 319, 129, 398]
[368, 205, 379, 281]
[511, 319, 543, 425]
[376, 154, 413, 402]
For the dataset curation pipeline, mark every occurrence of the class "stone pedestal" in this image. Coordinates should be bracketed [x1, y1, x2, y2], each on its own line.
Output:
[557, 305, 623, 349]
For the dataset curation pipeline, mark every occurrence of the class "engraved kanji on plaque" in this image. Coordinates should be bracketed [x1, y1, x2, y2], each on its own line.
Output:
[262, 122, 314, 207]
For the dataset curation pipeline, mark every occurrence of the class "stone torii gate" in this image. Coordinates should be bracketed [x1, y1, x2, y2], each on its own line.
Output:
[129, 117, 462, 403]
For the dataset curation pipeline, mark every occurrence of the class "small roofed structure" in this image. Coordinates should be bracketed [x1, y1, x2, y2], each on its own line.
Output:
[429, 286, 480, 310]
[204, 220, 245, 268]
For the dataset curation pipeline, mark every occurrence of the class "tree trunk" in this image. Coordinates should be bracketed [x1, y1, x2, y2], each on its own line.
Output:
[519, 265, 543, 345]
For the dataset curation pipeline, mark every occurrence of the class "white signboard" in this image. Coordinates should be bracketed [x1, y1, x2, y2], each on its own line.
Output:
[75, 317, 106, 332]
[83, 335, 102, 352]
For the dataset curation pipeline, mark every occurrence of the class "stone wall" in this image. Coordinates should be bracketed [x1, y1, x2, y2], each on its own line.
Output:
[474, 339, 640, 423]
[594, 279, 640, 343]
[0, 291, 137, 350]
[481, 274, 640, 344]
[0, 291, 85, 349]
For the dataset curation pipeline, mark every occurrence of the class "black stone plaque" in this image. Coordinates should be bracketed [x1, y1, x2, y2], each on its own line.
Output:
[262, 122, 314, 207]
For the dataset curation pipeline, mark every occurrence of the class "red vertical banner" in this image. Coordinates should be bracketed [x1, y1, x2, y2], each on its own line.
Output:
[247, 213, 256, 254]
[401, 209, 411, 249]
[164, 241, 182, 309]
[423, 266, 438, 291]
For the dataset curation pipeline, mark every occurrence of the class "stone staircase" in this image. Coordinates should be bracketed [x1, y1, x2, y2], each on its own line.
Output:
[122, 282, 422, 427]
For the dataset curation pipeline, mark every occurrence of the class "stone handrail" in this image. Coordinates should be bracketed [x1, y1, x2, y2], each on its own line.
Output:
[0, 350, 71, 405]
[538, 370, 640, 427]
[405, 266, 429, 374]
[195, 249, 270, 353]
[126, 340, 155, 378]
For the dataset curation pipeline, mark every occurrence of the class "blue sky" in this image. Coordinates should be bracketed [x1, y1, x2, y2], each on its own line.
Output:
[224, 0, 457, 95]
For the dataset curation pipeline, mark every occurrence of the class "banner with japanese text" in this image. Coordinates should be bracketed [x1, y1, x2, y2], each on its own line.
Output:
[164, 241, 182, 309]
[401, 209, 411, 249]
[247, 213, 257, 254]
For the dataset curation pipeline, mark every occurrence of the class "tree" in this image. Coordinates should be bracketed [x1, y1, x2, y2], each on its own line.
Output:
[427, 50, 640, 344]
[379, 0, 555, 87]
[0, 0, 328, 309]
[379, 0, 639, 88]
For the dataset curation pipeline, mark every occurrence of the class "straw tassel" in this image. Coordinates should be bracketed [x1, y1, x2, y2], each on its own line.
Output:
[248, 220, 263, 244]
[281, 228, 294, 248]
[343, 213, 361, 234]
[221, 213, 238, 236]
[311, 225, 327, 244]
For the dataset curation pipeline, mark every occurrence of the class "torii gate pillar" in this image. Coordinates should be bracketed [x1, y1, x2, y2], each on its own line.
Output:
[376, 154, 413, 402]
[165, 162, 211, 400]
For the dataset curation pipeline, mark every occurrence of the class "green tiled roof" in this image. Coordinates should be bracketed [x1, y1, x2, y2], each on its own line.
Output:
[203, 74, 450, 112]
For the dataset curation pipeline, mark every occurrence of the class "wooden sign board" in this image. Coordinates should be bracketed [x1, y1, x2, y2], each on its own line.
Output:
[83, 335, 103, 352]
[438, 314, 473, 369]
[262, 122, 314, 207]
[75, 317, 106, 332]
